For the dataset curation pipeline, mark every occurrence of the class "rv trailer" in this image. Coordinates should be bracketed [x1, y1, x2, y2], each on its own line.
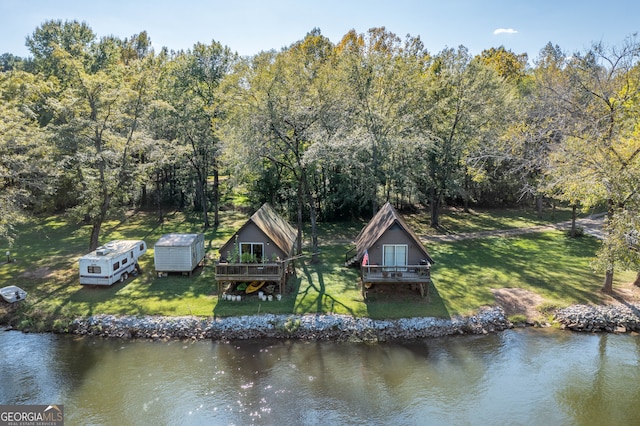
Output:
[79, 240, 147, 286]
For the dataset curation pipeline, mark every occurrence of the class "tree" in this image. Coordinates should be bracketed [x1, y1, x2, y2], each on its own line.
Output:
[0, 71, 57, 243]
[546, 36, 640, 293]
[334, 27, 429, 215]
[223, 29, 338, 261]
[503, 43, 569, 217]
[155, 41, 236, 228]
[416, 47, 513, 227]
[26, 19, 95, 78]
[36, 26, 158, 250]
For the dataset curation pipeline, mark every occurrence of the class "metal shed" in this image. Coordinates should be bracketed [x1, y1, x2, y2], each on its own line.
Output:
[154, 233, 205, 276]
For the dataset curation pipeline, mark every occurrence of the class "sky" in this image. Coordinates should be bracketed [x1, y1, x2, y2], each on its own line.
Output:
[1, 0, 640, 61]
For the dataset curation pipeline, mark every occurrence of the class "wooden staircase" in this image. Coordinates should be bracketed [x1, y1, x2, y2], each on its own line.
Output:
[344, 246, 359, 268]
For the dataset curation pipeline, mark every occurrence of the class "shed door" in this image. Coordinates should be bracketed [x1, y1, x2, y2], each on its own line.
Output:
[383, 244, 407, 270]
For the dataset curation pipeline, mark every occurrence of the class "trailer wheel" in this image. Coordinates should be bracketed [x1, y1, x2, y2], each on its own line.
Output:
[120, 274, 125, 283]
[123, 272, 129, 281]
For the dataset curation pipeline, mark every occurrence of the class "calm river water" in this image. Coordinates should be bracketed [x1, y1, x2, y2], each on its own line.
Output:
[1, 328, 639, 425]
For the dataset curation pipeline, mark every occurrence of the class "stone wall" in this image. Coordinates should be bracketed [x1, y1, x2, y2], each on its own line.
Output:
[69, 306, 512, 342]
[554, 303, 640, 333]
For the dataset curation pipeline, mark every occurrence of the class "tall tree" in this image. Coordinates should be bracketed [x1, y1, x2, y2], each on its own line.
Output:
[416, 47, 513, 227]
[334, 27, 429, 215]
[547, 36, 640, 293]
[0, 71, 57, 243]
[503, 43, 568, 216]
[156, 41, 236, 228]
[37, 27, 158, 250]
[223, 29, 338, 260]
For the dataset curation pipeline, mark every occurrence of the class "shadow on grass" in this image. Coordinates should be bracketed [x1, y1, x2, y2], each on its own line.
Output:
[431, 232, 608, 315]
[294, 262, 356, 316]
[364, 281, 451, 320]
[212, 270, 302, 318]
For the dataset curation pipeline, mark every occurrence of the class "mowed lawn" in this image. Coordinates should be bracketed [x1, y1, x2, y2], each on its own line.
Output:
[0, 207, 633, 330]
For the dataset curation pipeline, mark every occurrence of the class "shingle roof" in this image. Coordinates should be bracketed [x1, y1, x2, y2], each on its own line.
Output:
[355, 202, 433, 263]
[249, 203, 297, 255]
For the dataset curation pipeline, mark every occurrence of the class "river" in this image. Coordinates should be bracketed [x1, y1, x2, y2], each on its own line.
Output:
[1, 328, 639, 425]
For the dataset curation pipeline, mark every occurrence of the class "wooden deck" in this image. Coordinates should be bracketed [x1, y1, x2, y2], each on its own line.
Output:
[361, 265, 431, 283]
[361, 265, 431, 298]
[215, 262, 283, 282]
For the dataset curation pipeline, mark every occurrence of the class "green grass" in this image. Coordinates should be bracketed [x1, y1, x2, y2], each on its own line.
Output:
[405, 205, 590, 236]
[429, 231, 633, 315]
[0, 207, 634, 330]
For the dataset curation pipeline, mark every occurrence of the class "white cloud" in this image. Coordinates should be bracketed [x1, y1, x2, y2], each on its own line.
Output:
[493, 28, 518, 35]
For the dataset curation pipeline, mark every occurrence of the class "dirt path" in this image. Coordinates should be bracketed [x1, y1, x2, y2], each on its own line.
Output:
[420, 213, 605, 243]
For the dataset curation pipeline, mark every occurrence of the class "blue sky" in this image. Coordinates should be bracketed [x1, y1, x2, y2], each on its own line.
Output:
[2, 0, 639, 61]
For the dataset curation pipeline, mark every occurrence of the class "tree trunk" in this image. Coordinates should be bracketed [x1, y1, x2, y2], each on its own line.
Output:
[196, 173, 210, 229]
[536, 193, 543, 218]
[296, 180, 303, 256]
[570, 204, 577, 238]
[89, 222, 101, 252]
[430, 187, 441, 228]
[601, 199, 615, 294]
[213, 166, 220, 227]
[633, 271, 640, 288]
[302, 173, 319, 264]
[602, 269, 614, 294]
[89, 195, 110, 251]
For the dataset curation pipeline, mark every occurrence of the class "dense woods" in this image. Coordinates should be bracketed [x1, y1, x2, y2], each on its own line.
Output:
[1, 21, 639, 292]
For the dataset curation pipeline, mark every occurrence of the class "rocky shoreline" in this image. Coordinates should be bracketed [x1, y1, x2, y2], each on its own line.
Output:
[6, 302, 640, 341]
[554, 303, 640, 333]
[69, 306, 512, 342]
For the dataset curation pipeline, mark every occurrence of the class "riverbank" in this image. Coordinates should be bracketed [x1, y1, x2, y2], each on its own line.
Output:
[55, 301, 640, 341]
[4, 300, 640, 341]
[66, 306, 512, 342]
[554, 303, 640, 333]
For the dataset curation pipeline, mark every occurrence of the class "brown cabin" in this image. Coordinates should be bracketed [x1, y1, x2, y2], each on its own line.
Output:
[346, 202, 433, 298]
[215, 203, 297, 295]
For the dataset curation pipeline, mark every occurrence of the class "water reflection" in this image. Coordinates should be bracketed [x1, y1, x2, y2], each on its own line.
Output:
[1, 329, 640, 425]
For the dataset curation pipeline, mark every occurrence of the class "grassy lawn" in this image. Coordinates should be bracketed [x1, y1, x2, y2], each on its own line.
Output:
[0, 207, 633, 330]
[404, 205, 589, 236]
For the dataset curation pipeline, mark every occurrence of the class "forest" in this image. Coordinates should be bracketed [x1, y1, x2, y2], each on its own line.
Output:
[1, 20, 639, 292]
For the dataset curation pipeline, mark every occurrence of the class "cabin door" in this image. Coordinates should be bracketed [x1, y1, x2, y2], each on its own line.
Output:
[382, 244, 407, 271]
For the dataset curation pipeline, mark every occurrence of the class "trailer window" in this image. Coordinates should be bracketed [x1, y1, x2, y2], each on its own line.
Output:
[122, 257, 128, 265]
[88, 266, 101, 274]
[113, 261, 120, 271]
[139, 243, 145, 251]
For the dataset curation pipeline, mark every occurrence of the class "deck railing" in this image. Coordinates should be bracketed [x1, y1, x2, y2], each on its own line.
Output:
[361, 264, 431, 283]
[215, 262, 283, 281]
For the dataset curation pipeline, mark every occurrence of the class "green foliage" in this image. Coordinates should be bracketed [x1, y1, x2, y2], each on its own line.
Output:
[3, 21, 640, 296]
[508, 314, 528, 324]
[0, 209, 635, 331]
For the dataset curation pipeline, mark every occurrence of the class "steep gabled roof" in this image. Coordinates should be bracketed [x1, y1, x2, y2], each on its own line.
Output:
[250, 203, 297, 255]
[355, 202, 433, 263]
[220, 203, 297, 258]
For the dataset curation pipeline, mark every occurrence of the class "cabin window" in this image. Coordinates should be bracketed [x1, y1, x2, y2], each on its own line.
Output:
[383, 244, 407, 270]
[88, 265, 101, 274]
[122, 257, 128, 265]
[113, 261, 120, 271]
[239, 242, 264, 262]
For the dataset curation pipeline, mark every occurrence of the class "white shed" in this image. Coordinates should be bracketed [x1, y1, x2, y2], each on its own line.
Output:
[154, 233, 205, 276]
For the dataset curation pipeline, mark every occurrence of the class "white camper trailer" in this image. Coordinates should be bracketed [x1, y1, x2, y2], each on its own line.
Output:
[154, 233, 205, 276]
[79, 240, 147, 286]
